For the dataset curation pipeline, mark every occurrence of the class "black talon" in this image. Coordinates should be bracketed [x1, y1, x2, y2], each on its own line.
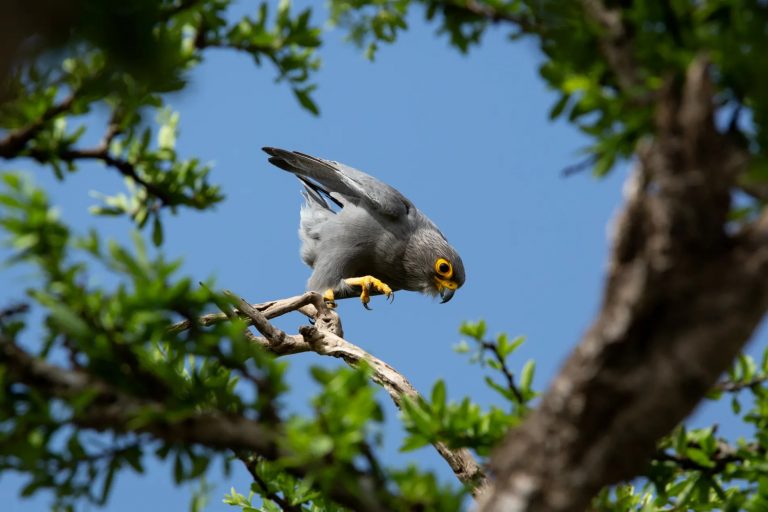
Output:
[388, 293, 395, 304]
[363, 302, 372, 310]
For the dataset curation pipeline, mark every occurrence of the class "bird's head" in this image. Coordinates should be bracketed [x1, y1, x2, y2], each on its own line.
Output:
[405, 230, 465, 303]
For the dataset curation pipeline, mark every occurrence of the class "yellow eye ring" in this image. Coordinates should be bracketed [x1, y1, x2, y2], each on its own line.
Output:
[434, 258, 453, 278]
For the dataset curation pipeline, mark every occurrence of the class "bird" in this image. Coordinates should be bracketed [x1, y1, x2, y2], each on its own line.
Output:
[262, 147, 465, 309]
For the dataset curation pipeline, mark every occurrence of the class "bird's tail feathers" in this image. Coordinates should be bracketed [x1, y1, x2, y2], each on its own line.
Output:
[298, 176, 343, 211]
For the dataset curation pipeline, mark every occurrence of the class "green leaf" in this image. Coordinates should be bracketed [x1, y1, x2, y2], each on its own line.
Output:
[293, 86, 319, 115]
[402, 397, 433, 436]
[549, 93, 571, 120]
[152, 215, 164, 246]
[400, 435, 430, 452]
[431, 380, 446, 414]
[687, 448, 716, 468]
[459, 320, 486, 340]
[732, 396, 742, 414]
[675, 425, 688, 455]
[453, 340, 470, 353]
[45, 302, 91, 339]
[99, 459, 118, 504]
[520, 359, 535, 392]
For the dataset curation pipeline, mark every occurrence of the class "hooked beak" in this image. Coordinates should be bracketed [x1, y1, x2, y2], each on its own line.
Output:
[440, 287, 455, 303]
[434, 277, 458, 303]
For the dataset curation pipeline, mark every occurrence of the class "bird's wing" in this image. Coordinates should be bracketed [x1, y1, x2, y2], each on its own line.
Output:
[263, 147, 411, 218]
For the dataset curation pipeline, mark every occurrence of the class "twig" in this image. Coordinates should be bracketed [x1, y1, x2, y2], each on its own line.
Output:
[0, 89, 187, 207]
[27, 146, 176, 206]
[0, 92, 76, 158]
[654, 441, 764, 474]
[561, 155, 598, 177]
[0, 302, 29, 324]
[714, 376, 768, 393]
[480, 340, 525, 404]
[168, 292, 329, 334]
[224, 290, 288, 345]
[239, 454, 305, 512]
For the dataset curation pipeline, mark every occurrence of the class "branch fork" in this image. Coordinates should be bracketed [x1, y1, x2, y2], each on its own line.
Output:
[201, 289, 489, 496]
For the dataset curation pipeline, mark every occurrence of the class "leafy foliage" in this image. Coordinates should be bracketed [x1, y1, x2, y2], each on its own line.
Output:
[3, 1, 768, 511]
[0, 0, 322, 237]
[330, 0, 768, 183]
[398, 321, 535, 456]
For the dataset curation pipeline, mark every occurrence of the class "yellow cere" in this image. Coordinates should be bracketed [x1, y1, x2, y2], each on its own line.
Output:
[434, 277, 458, 290]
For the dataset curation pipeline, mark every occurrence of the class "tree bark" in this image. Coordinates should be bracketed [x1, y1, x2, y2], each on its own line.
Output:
[480, 58, 763, 511]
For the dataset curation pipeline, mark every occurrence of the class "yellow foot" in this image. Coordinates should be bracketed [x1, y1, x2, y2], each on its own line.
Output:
[344, 276, 394, 310]
[322, 288, 337, 309]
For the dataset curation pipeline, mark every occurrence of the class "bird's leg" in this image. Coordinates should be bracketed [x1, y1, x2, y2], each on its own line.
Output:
[322, 288, 337, 309]
[344, 276, 394, 310]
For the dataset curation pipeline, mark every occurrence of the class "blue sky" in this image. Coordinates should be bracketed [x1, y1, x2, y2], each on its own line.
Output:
[2, 1, 763, 510]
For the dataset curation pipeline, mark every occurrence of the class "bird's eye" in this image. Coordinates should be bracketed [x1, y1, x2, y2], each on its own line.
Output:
[434, 258, 453, 278]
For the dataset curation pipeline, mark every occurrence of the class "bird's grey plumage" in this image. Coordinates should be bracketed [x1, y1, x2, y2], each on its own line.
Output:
[263, 147, 465, 303]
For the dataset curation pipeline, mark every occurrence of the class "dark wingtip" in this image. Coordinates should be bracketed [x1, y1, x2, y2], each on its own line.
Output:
[262, 146, 278, 156]
[268, 156, 294, 172]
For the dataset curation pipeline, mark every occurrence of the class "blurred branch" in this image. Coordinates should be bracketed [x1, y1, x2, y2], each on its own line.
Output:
[580, 0, 643, 93]
[655, 440, 765, 474]
[0, 92, 76, 157]
[0, 332, 398, 512]
[435, 0, 539, 32]
[714, 376, 768, 393]
[480, 56, 762, 511]
[0, 93, 185, 207]
[27, 145, 176, 206]
[0, 302, 29, 325]
[0, 333, 276, 451]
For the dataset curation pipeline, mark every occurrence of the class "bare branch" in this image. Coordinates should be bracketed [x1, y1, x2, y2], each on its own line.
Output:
[225, 290, 289, 345]
[168, 292, 332, 334]
[298, 323, 489, 495]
